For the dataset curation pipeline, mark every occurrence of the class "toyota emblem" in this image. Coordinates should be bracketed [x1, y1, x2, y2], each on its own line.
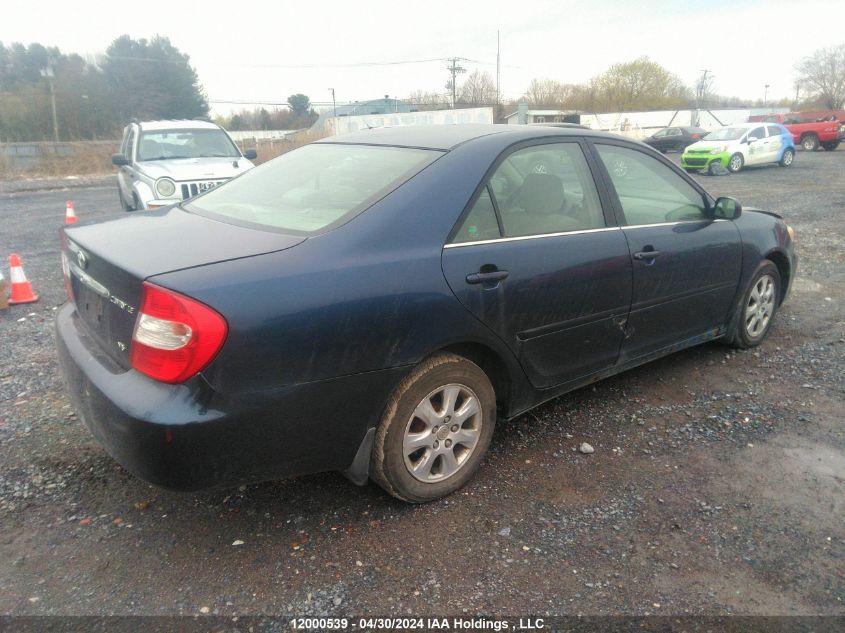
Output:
[76, 250, 88, 269]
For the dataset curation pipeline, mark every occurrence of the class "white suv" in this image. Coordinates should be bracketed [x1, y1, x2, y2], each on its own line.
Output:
[112, 119, 256, 211]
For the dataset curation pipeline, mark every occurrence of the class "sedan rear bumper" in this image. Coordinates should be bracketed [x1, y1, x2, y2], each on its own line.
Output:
[55, 303, 405, 491]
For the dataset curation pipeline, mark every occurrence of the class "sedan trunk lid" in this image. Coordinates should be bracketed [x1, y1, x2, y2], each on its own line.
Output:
[62, 206, 304, 369]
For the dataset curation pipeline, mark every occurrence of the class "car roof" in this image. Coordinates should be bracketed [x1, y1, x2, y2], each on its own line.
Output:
[725, 122, 763, 129]
[136, 119, 221, 132]
[317, 123, 623, 151]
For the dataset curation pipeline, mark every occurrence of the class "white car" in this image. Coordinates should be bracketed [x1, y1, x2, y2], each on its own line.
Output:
[681, 122, 796, 174]
[112, 119, 256, 211]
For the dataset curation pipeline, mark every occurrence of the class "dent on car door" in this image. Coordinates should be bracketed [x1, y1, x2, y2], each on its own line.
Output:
[593, 143, 742, 362]
[441, 141, 632, 389]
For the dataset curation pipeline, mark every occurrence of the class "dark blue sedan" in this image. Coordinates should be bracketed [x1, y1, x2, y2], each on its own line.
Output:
[56, 125, 796, 502]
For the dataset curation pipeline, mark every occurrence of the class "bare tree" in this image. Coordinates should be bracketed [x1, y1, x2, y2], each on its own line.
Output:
[523, 78, 567, 108]
[796, 44, 845, 109]
[458, 70, 497, 107]
[405, 90, 449, 111]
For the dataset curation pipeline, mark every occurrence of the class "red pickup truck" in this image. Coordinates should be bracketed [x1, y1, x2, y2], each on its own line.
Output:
[755, 112, 843, 151]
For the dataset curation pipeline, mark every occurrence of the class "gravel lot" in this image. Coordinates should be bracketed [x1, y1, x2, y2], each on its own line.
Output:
[1, 150, 843, 618]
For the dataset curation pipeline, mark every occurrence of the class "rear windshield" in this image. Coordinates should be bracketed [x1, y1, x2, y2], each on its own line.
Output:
[138, 129, 240, 160]
[186, 143, 440, 234]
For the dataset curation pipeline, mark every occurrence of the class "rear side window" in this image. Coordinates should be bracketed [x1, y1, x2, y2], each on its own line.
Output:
[596, 144, 708, 225]
[767, 125, 783, 137]
[451, 142, 605, 243]
[452, 188, 501, 243]
[187, 144, 439, 234]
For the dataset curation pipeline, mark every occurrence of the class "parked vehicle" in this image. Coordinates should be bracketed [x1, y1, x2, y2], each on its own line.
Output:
[681, 123, 795, 174]
[755, 112, 842, 151]
[642, 126, 708, 153]
[112, 119, 257, 211]
[57, 125, 796, 503]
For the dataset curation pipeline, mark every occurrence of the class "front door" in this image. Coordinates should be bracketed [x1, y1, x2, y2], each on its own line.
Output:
[593, 142, 743, 362]
[442, 141, 632, 389]
[745, 125, 768, 165]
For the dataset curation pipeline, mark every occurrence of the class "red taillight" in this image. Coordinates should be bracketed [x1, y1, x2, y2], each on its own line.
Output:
[130, 282, 228, 383]
[691, 133, 700, 139]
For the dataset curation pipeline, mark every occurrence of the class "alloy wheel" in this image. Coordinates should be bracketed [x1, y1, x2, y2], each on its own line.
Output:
[402, 383, 482, 483]
[745, 274, 776, 338]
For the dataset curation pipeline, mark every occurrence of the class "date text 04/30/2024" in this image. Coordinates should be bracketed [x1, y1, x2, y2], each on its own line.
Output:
[291, 617, 545, 630]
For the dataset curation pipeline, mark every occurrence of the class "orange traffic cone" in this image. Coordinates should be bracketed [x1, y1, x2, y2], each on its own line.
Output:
[8, 254, 39, 304]
[65, 200, 77, 224]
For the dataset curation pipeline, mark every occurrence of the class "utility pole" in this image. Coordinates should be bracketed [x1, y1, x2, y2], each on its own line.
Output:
[696, 69, 712, 107]
[446, 57, 466, 109]
[328, 88, 337, 134]
[496, 31, 501, 119]
[764, 84, 770, 108]
[41, 66, 59, 142]
[694, 69, 712, 127]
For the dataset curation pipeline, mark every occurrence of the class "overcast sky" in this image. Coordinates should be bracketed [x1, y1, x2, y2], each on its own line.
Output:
[3, 0, 843, 115]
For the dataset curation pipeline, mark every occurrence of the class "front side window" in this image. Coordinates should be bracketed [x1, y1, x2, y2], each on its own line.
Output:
[137, 129, 241, 161]
[596, 144, 708, 225]
[748, 127, 766, 141]
[187, 143, 439, 234]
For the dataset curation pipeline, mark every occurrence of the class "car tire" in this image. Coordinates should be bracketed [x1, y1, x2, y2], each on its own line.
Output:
[728, 153, 744, 173]
[724, 261, 781, 349]
[779, 148, 794, 167]
[370, 352, 496, 503]
[821, 141, 840, 151]
[132, 194, 143, 211]
[801, 134, 819, 151]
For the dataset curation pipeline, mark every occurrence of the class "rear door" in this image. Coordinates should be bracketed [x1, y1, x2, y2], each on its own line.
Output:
[766, 125, 786, 160]
[666, 128, 684, 150]
[592, 142, 742, 362]
[442, 140, 632, 389]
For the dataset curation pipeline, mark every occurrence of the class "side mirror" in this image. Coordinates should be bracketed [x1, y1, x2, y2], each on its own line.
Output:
[243, 148, 257, 160]
[713, 196, 742, 220]
[111, 153, 129, 166]
[747, 136, 758, 143]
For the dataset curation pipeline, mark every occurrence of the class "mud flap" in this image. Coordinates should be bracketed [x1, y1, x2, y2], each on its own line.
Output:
[342, 427, 375, 486]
